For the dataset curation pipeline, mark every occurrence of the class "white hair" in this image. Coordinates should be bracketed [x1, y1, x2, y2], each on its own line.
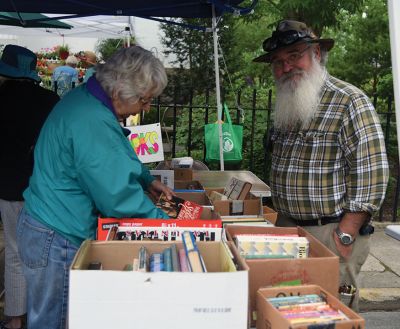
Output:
[95, 46, 167, 102]
[273, 52, 325, 131]
[66, 55, 78, 66]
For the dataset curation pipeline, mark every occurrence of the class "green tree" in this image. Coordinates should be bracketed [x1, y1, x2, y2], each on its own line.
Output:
[95, 37, 135, 61]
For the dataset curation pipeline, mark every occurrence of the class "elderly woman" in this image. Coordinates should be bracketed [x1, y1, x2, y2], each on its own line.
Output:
[17, 46, 172, 329]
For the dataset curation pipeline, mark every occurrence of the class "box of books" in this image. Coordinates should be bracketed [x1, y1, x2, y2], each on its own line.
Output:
[206, 188, 262, 217]
[97, 208, 221, 241]
[69, 239, 249, 329]
[224, 225, 339, 326]
[256, 285, 365, 329]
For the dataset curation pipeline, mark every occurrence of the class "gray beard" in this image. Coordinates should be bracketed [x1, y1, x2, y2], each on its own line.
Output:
[274, 58, 325, 131]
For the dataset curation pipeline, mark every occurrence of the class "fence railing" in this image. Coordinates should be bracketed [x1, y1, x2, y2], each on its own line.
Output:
[138, 89, 398, 222]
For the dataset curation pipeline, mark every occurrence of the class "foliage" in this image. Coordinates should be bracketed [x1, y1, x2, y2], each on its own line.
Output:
[95, 38, 135, 61]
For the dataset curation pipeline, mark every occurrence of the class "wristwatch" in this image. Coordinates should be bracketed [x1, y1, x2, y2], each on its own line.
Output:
[335, 227, 355, 245]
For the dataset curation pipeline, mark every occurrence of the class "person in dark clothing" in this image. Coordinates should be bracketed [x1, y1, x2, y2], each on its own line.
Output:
[0, 44, 59, 329]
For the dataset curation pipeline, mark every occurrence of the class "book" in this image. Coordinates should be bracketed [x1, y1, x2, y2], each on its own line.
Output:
[150, 253, 164, 272]
[178, 248, 189, 272]
[182, 231, 206, 272]
[163, 247, 173, 272]
[223, 177, 252, 200]
[97, 217, 222, 241]
[138, 246, 148, 272]
[267, 294, 349, 326]
[234, 234, 309, 259]
[156, 193, 203, 219]
[115, 226, 221, 242]
[170, 244, 180, 272]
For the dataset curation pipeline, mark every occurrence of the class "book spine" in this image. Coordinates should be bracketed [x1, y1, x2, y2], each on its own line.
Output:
[138, 246, 148, 272]
[150, 253, 164, 272]
[178, 248, 189, 272]
[170, 244, 180, 272]
[182, 231, 206, 272]
[163, 247, 173, 272]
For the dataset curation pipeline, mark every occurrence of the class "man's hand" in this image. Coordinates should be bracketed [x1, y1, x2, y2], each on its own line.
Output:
[147, 180, 175, 201]
[333, 231, 353, 260]
[333, 211, 369, 260]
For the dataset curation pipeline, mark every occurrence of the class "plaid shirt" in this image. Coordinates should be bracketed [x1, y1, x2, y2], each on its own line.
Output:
[271, 73, 389, 220]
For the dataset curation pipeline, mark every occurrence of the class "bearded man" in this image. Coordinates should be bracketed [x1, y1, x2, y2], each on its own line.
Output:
[254, 20, 389, 311]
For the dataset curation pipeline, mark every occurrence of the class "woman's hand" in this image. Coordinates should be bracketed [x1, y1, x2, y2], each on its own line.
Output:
[147, 179, 175, 201]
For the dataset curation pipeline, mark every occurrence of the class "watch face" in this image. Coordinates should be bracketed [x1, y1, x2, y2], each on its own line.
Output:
[341, 235, 352, 245]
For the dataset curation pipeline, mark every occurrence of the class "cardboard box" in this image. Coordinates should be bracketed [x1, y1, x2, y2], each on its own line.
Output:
[224, 225, 339, 326]
[256, 285, 365, 329]
[174, 168, 193, 181]
[206, 188, 262, 216]
[69, 240, 249, 329]
[175, 191, 213, 209]
[262, 206, 277, 225]
[174, 180, 205, 192]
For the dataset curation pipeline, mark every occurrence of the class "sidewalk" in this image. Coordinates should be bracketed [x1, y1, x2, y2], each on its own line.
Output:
[359, 223, 400, 311]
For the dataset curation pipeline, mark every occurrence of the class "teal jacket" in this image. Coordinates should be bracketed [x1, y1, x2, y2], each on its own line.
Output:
[24, 81, 168, 247]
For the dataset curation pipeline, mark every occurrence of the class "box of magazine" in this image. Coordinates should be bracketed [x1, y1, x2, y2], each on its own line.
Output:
[225, 225, 339, 327]
[256, 284, 365, 329]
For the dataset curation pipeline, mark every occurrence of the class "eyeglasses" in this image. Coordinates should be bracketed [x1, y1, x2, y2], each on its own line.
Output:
[139, 97, 153, 106]
[263, 29, 312, 52]
[271, 45, 312, 70]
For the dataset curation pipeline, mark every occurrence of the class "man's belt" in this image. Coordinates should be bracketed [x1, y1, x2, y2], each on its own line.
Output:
[292, 215, 343, 226]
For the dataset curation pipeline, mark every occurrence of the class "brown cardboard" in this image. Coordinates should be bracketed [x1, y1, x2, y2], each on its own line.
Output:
[225, 225, 339, 326]
[263, 206, 277, 225]
[206, 188, 262, 216]
[175, 191, 213, 208]
[72, 240, 248, 272]
[174, 180, 204, 191]
[174, 168, 193, 181]
[256, 285, 365, 329]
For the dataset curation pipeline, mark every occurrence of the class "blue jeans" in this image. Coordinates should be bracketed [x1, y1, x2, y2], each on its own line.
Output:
[17, 208, 79, 329]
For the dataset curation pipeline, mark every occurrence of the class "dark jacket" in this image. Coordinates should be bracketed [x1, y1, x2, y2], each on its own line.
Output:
[0, 79, 59, 200]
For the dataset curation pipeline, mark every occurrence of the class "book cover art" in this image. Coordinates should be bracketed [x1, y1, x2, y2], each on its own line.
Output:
[156, 193, 203, 219]
[223, 177, 252, 200]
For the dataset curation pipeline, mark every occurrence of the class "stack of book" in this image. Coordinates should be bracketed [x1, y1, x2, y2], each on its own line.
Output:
[267, 294, 349, 326]
[234, 233, 309, 259]
[120, 232, 207, 273]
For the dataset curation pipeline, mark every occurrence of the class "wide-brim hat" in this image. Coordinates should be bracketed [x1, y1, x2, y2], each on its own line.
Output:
[253, 20, 334, 63]
[0, 44, 40, 81]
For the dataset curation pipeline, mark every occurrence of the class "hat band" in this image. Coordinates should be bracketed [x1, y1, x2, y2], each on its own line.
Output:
[263, 29, 312, 52]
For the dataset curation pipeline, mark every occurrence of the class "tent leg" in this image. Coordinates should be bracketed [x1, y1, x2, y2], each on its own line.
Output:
[212, 5, 224, 171]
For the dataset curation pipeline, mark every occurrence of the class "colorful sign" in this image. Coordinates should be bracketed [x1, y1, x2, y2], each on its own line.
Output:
[126, 123, 164, 163]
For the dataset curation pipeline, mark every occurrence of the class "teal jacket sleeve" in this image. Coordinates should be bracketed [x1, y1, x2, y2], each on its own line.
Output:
[72, 115, 168, 219]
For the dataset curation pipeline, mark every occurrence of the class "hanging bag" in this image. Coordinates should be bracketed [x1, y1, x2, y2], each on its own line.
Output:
[204, 103, 243, 163]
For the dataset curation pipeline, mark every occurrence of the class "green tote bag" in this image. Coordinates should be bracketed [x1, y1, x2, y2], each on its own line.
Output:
[204, 104, 243, 163]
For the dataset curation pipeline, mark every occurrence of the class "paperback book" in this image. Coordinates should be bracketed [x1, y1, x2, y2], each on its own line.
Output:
[156, 193, 203, 219]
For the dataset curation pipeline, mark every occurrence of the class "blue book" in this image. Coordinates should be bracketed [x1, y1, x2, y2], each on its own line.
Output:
[163, 247, 173, 272]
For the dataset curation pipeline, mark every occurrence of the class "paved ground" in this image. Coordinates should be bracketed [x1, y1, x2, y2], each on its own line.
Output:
[359, 224, 400, 312]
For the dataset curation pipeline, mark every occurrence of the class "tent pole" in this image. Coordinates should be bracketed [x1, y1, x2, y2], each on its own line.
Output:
[388, 0, 400, 163]
[212, 5, 224, 171]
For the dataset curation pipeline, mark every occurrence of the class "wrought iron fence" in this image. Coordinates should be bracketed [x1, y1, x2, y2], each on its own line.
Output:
[139, 89, 398, 222]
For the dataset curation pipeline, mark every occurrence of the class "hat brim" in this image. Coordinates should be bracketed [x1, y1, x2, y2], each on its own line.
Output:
[253, 38, 335, 63]
[0, 60, 40, 82]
